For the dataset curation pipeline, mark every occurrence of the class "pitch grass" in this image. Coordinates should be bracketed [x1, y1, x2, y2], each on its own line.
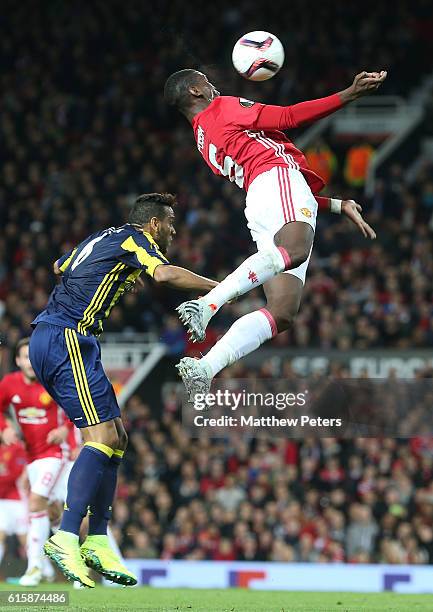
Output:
[0, 584, 432, 612]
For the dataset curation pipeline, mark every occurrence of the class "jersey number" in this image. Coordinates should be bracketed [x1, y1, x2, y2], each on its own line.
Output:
[209, 144, 244, 188]
[71, 228, 123, 271]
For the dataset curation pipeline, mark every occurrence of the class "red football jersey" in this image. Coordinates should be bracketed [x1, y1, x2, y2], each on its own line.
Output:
[0, 442, 27, 500]
[0, 371, 66, 462]
[191, 94, 343, 193]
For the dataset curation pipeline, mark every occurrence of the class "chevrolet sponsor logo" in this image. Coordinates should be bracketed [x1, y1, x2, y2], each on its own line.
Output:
[18, 407, 46, 418]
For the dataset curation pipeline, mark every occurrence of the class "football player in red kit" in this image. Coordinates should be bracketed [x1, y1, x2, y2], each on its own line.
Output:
[164, 69, 386, 396]
[0, 338, 73, 585]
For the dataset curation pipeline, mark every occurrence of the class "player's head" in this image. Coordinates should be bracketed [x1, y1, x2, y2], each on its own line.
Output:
[164, 69, 220, 117]
[129, 193, 176, 254]
[15, 337, 36, 381]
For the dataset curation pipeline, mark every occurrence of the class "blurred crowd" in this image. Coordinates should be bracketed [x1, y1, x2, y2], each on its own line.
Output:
[114, 371, 433, 564]
[1, 0, 433, 567]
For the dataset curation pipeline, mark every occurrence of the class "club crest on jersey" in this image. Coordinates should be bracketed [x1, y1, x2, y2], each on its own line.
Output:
[39, 391, 52, 405]
[301, 208, 312, 218]
[239, 98, 255, 108]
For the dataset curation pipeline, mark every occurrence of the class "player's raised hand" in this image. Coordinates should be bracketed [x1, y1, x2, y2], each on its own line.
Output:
[341, 71, 387, 102]
[342, 200, 376, 240]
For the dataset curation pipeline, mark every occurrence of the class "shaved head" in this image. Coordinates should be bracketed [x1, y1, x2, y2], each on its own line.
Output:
[164, 69, 220, 121]
[164, 69, 203, 111]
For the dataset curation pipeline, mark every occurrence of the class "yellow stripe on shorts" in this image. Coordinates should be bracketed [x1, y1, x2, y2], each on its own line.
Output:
[69, 329, 100, 425]
[64, 328, 99, 425]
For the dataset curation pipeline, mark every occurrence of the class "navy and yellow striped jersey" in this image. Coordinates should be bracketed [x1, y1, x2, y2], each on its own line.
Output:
[32, 224, 169, 337]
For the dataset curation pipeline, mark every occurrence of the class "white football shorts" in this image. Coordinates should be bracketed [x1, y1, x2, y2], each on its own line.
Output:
[26, 457, 67, 501]
[50, 460, 74, 503]
[0, 499, 28, 535]
[245, 166, 317, 283]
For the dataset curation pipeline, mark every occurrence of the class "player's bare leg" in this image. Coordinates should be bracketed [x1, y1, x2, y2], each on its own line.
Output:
[177, 221, 312, 342]
[262, 272, 303, 333]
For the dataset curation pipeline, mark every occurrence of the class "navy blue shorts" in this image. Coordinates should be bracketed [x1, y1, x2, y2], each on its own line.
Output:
[29, 322, 120, 428]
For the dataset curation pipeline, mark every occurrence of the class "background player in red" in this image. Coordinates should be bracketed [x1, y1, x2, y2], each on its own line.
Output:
[0, 338, 73, 586]
[164, 69, 386, 395]
[0, 441, 28, 566]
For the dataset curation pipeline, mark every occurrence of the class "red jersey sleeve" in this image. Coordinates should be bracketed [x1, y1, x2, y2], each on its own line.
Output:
[223, 94, 344, 131]
[315, 196, 331, 211]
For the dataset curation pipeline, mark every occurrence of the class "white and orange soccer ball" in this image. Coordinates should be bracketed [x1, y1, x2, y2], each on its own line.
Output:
[232, 31, 285, 81]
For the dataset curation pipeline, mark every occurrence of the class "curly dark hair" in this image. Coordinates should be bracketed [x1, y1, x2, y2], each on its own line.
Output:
[128, 193, 176, 225]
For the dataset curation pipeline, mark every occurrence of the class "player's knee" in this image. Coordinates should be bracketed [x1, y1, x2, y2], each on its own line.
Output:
[48, 501, 62, 524]
[29, 492, 48, 513]
[267, 303, 298, 332]
[287, 244, 310, 269]
[275, 311, 296, 332]
[274, 223, 313, 270]
[267, 242, 309, 271]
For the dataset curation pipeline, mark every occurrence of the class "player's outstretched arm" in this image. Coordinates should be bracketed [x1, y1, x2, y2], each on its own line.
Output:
[154, 264, 218, 292]
[252, 71, 387, 131]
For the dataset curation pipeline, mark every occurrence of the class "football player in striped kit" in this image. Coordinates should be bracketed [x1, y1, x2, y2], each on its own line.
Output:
[29, 193, 217, 587]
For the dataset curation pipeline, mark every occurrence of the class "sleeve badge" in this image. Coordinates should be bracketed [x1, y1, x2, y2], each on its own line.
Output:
[239, 98, 256, 108]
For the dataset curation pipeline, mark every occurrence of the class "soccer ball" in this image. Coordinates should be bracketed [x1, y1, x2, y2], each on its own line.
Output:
[232, 31, 285, 81]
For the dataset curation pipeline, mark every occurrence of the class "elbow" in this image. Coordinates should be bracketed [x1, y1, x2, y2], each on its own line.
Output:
[153, 265, 174, 284]
[281, 107, 296, 129]
[53, 261, 61, 275]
